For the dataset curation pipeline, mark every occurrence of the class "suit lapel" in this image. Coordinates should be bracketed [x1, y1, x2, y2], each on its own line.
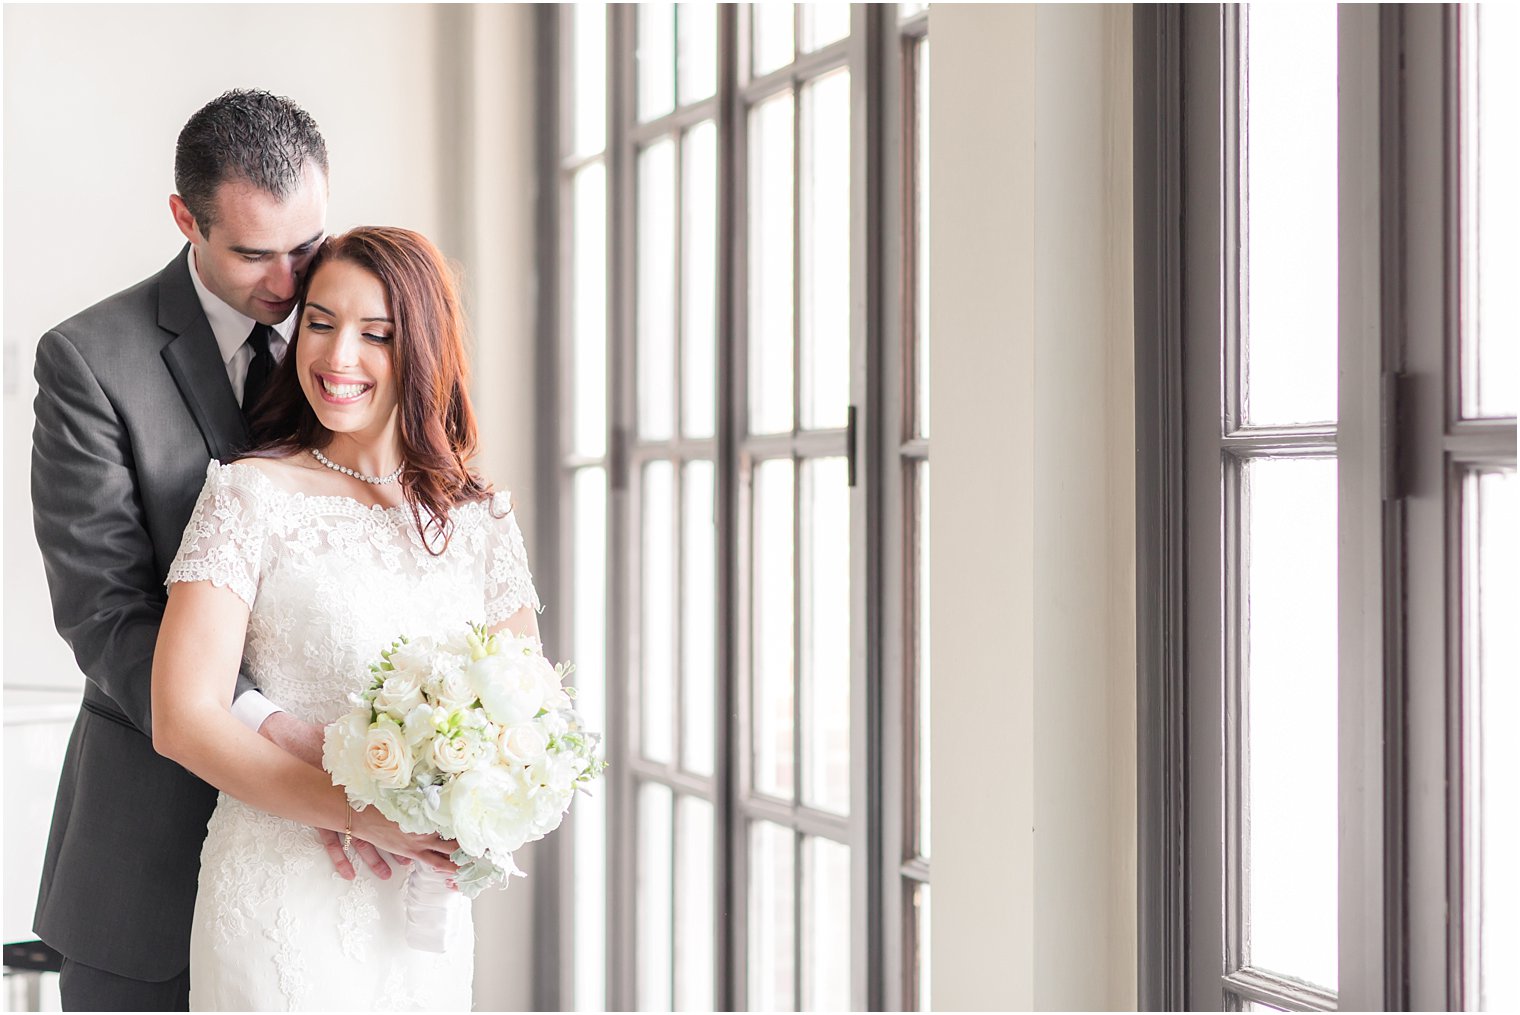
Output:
[157, 246, 249, 461]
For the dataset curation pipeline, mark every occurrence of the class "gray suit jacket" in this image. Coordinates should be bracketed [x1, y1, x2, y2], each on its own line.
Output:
[31, 246, 259, 982]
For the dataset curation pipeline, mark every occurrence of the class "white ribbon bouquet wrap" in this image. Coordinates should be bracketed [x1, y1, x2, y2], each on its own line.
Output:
[323, 624, 606, 952]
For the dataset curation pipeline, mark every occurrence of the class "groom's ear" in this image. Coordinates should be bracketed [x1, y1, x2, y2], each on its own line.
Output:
[169, 194, 205, 245]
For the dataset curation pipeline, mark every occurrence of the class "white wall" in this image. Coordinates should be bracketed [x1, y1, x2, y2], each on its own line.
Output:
[2, 4, 538, 1007]
[930, 5, 1137, 1009]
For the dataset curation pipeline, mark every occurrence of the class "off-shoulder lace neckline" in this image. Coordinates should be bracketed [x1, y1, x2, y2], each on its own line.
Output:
[212, 459, 502, 523]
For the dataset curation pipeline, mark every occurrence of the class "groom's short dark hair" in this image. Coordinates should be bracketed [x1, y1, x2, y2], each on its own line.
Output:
[174, 89, 328, 236]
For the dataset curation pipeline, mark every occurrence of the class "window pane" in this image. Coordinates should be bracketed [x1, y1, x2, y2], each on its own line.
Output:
[572, 467, 608, 1011]
[642, 461, 676, 764]
[683, 121, 718, 439]
[800, 457, 850, 815]
[748, 820, 796, 1011]
[749, 92, 796, 435]
[751, 2, 795, 77]
[915, 881, 932, 1013]
[799, 3, 850, 52]
[1242, 456, 1338, 989]
[915, 40, 931, 439]
[572, 3, 607, 157]
[682, 459, 717, 776]
[676, 795, 715, 1010]
[637, 782, 675, 1010]
[677, 2, 718, 105]
[1463, 6, 1520, 419]
[753, 458, 796, 800]
[800, 69, 851, 431]
[639, 139, 677, 440]
[916, 461, 932, 858]
[572, 163, 608, 458]
[1240, 5, 1338, 427]
[802, 836, 851, 1010]
[638, 2, 676, 122]
[1467, 469, 1519, 1011]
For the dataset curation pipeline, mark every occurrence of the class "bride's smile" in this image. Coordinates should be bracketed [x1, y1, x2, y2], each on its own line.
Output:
[295, 257, 400, 458]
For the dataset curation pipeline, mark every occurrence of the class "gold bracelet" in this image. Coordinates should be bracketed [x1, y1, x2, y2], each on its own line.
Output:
[343, 801, 354, 854]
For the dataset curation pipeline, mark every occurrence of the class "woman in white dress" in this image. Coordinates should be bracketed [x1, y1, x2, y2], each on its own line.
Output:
[152, 227, 540, 1010]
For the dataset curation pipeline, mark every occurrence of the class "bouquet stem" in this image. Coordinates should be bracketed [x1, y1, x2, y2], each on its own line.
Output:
[404, 864, 467, 953]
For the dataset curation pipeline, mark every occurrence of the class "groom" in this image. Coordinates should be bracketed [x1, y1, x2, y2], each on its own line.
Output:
[31, 89, 389, 1010]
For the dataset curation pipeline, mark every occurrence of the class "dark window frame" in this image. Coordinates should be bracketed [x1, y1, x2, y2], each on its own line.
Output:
[1135, 6, 1519, 1011]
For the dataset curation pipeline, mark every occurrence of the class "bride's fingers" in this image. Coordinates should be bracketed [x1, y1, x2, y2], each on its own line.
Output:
[353, 839, 392, 880]
[318, 828, 356, 880]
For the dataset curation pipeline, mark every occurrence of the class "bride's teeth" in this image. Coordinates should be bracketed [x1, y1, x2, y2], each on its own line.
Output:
[322, 378, 369, 398]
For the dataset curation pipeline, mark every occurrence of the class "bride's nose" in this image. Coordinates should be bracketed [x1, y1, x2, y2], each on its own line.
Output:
[325, 327, 363, 369]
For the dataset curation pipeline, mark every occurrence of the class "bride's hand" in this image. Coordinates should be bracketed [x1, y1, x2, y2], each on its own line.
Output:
[350, 806, 461, 874]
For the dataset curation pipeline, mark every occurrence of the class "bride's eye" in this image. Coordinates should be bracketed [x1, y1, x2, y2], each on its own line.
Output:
[306, 320, 333, 333]
[363, 332, 392, 344]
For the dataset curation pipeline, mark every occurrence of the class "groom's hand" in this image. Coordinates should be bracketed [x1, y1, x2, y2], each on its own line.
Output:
[258, 711, 396, 881]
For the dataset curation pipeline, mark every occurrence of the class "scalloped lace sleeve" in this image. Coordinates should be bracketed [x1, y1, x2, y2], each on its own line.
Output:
[484, 492, 541, 625]
[166, 461, 269, 609]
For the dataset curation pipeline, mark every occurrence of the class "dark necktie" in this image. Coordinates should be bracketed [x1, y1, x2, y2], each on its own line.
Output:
[242, 323, 277, 415]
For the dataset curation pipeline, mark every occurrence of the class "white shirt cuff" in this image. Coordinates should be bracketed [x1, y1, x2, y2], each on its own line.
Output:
[231, 689, 282, 734]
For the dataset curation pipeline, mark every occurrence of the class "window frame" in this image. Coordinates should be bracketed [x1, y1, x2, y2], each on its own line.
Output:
[1135, 5, 1520, 1011]
[539, 5, 932, 1010]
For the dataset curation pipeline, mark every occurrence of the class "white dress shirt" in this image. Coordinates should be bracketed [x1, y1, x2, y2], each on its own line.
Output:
[186, 246, 294, 734]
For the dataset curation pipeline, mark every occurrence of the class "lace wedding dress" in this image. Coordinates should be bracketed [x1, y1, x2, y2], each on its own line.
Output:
[166, 460, 540, 1011]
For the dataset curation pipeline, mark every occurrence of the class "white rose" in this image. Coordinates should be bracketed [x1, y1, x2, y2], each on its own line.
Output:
[322, 711, 379, 805]
[447, 766, 534, 856]
[430, 732, 483, 774]
[385, 638, 435, 675]
[498, 723, 549, 766]
[469, 651, 558, 726]
[374, 672, 425, 720]
[364, 719, 414, 790]
[430, 667, 479, 713]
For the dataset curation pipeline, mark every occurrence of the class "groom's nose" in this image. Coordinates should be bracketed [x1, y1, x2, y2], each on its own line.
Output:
[263, 257, 299, 301]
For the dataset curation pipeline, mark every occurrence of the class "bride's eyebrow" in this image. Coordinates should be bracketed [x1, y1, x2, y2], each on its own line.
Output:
[304, 301, 393, 324]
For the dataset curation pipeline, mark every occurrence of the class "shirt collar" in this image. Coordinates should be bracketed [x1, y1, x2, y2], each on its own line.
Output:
[186, 246, 296, 364]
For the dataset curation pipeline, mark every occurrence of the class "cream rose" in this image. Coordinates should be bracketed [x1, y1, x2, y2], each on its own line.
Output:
[429, 732, 480, 774]
[364, 720, 414, 790]
[498, 723, 549, 766]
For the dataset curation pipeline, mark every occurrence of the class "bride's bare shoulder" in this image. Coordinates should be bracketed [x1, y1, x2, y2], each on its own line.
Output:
[226, 452, 322, 491]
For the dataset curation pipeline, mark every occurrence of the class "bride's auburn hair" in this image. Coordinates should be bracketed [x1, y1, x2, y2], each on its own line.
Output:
[247, 226, 492, 553]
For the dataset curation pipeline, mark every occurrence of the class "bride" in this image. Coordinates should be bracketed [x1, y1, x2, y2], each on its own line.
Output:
[152, 226, 540, 1010]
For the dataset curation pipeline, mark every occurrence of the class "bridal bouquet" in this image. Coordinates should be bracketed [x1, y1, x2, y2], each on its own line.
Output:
[323, 623, 605, 950]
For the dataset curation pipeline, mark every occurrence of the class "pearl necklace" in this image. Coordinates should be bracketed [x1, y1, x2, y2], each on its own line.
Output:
[309, 447, 404, 486]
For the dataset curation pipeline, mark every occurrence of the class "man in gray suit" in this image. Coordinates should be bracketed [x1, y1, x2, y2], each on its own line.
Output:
[31, 89, 389, 1011]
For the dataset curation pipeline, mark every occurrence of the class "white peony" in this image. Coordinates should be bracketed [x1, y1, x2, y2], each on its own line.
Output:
[468, 649, 558, 726]
[364, 719, 414, 790]
[323, 711, 379, 805]
[374, 671, 425, 720]
[448, 766, 534, 856]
